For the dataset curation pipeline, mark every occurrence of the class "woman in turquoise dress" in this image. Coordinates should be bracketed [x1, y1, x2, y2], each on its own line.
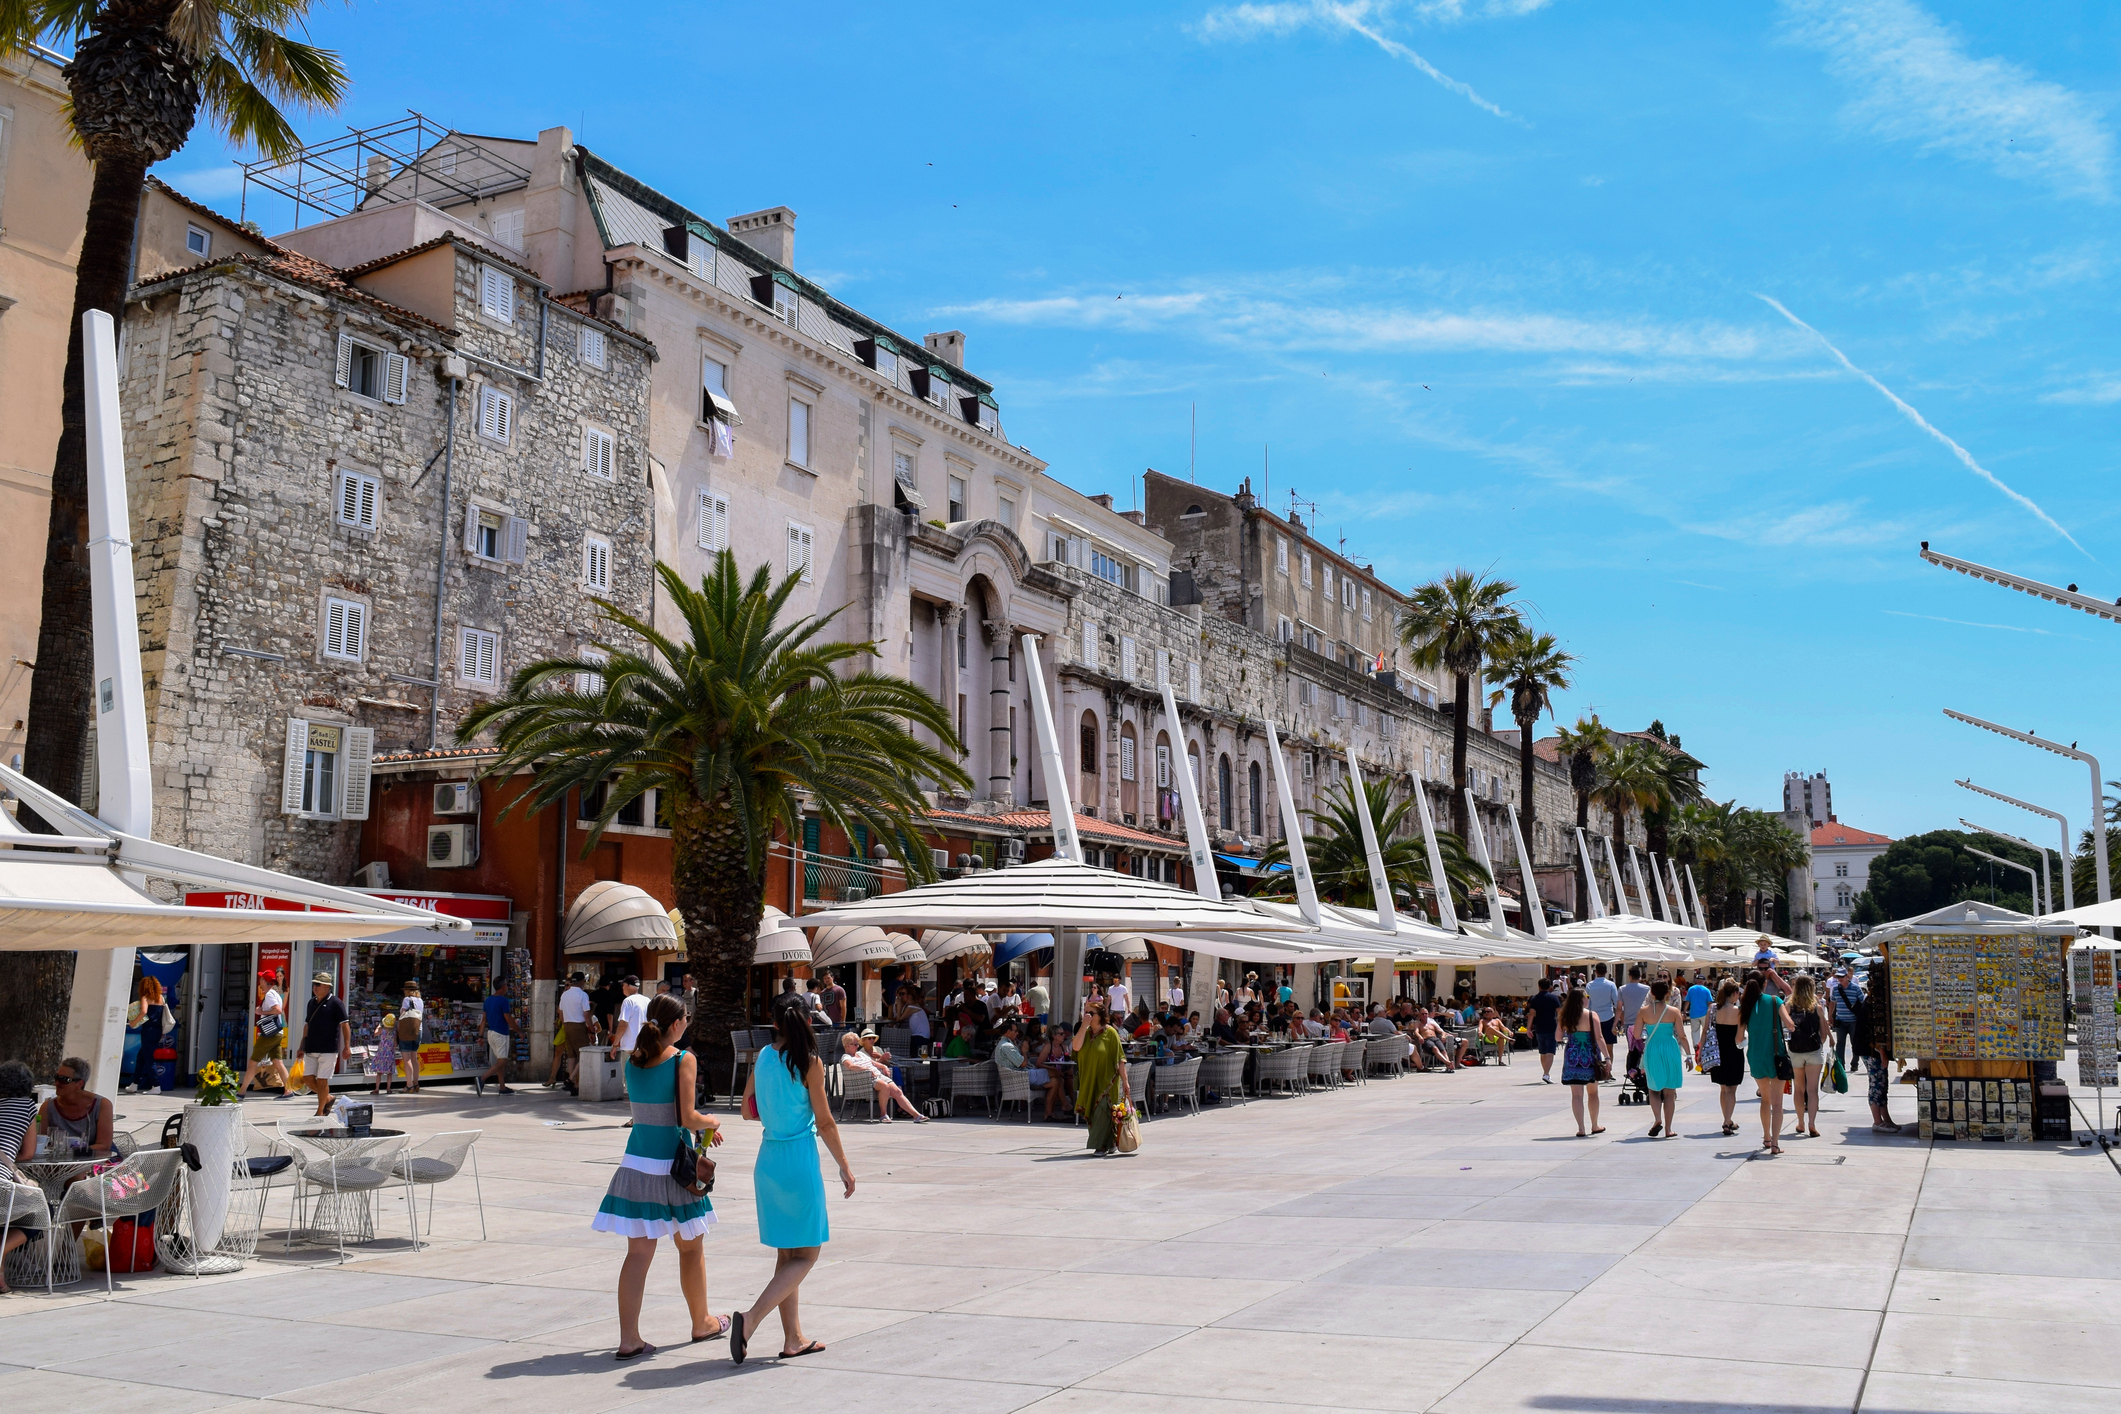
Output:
[1738, 960, 1794, 1157]
[730, 1000, 855, 1365]
[593, 993, 725, 1359]
[1633, 978, 1692, 1139]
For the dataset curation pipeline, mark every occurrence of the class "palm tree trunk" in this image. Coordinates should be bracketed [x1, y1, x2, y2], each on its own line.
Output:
[671, 799, 767, 1091]
[1611, 803, 1629, 910]
[1449, 671, 1471, 837]
[0, 148, 152, 1072]
[1573, 787, 1590, 920]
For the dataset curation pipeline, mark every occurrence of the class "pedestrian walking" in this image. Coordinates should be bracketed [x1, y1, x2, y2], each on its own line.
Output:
[478, 985, 515, 1096]
[1072, 998, 1132, 1154]
[1584, 963, 1619, 1054]
[554, 972, 592, 1094]
[128, 977, 173, 1094]
[1616, 966, 1650, 1085]
[1529, 976, 1564, 1082]
[1828, 964, 1864, 1073]
[239, 972, 289, 1098]
[1785, 975, 1831, 1139]
[1558, 986, 1608, 1137]
[299, 973, 351, 1117]
[1707, 978, 1745, 1135]
[595, 993, 724, 1360]
[1633, 979, 1692, 1138]
[1739, 962, 1794, 1156]
[730, 1000, 854, 1365]
[395, 980, 424, 1094]
[1684, 973, 1714, 1055]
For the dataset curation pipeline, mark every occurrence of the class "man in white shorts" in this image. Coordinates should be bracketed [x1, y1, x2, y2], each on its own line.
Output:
[299, 972, 351, 1117]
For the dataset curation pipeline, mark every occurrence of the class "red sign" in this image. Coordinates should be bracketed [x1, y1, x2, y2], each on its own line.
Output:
[257, 942, 291, 1001]
[184, 889, 510, 920]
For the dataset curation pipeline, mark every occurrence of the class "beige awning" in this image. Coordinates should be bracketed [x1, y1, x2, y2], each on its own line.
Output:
[885, 931, 927, 964]
[564, 880, 679, 956]
[810, 925, 898, 967]
[921, 930, 991, 964]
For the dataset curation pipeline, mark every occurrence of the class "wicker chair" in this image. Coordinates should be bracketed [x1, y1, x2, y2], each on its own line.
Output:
[1125, 1061, 1152, 1120]
[1, 1172, 53, 1294]
[948, 1060, 998, 1117]
[1200, 1051, 1247, 1105]
[389, 1130, 485, 1244]
[997, 1065, 1034, 1121]
[1307, 1041, 1345, 1090]
[1367, 1035, 1411, 1077]
[1251, 1048, 1299, 1096]
[56, 1148, 185, 1293]
[837, 1065, 878, 1123]
[879, 1027, 913, 1060]
[1158, 1057, 1202, 1116]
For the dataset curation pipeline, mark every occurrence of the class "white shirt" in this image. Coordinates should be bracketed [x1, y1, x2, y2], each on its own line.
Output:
[1107, 982, 1131, 1015]
[909, 1009, 931, 1039]
[614, 992, 648, 1051]
[399, 995, 424, 1021]
[559, 986, 592, 1024]
[1166, 985, 1185, 1008]
[259, 987, 282, 1018]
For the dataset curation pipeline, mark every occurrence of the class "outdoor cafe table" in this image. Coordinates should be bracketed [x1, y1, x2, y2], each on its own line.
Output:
[287, 1127, 406, 1246]
[14, 1155, 107, 1286]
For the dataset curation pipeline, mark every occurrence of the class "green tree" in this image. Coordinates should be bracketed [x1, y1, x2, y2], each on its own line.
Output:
[1594, 738, 1670, 912]
[1483, 629, 1573, 838]
[1259, 776, 1483, 922]
[1850, 891, 1884, 927]
[0, 0, 347, 1071]
[1397, 569, 1524, 839]
[1552, 716, 1608, 918]
[1868, 829, 2038, 920]
[460, 555, 972, 1078]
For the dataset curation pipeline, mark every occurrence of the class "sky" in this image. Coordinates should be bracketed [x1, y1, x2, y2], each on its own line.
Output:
[161, 0, 2121, 842]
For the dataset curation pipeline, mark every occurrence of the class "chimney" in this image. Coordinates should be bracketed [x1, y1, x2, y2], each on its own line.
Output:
[924, 330, 966, 368]
[365, 153, 391, 202]
[725, 207, 795, 267]
[1089, 493, 1114, 510]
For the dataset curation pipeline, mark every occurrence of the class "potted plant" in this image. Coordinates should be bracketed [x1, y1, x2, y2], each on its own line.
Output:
[184, 1060, 244, 1251]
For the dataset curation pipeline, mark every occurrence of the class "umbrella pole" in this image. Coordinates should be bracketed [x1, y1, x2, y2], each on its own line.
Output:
[1053, 929, 1086, 1030]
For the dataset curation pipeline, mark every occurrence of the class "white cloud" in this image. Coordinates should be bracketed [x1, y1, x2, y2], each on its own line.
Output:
[1415, 0, 1554, 19]
[1882, 609, 2054, 636]
[2038, 374, 2121, 406]
[1191, 0, 1521, 122]
[1779, 0, 2113, 200]
[1691, 500, 1913, 549]
[1756, 294, 2090, 558]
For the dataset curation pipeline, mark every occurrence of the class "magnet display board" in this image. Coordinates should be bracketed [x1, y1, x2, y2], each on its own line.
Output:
[1890, 931, 2065, 1061]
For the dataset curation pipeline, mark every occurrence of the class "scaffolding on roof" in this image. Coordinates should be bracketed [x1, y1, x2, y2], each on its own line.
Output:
[239, 110, 532, 229]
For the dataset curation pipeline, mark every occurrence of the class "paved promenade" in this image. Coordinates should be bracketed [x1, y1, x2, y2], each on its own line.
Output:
[5, 1056, 2118, 1414]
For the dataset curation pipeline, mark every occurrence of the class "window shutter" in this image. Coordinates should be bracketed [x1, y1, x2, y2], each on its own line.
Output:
[1187, 660, 1201, 701]
[337, 472, 359, 526]
[481, 266, 514, 323]
[1119, 735, 1136, 782]
[459, 628, 478, 679]
[383, 352, 409, 404]
[477, 386, 497, 439]
[324, 599, 347, 658]
[358, 475, 377, 528]
[584, 427, 614, 479]
[280, 718, 310, 814]
[334, 335, 353, 388]
[345, 602, 365, 659]
[494, 390, 513, 441]
[580, 326, 606, 368]
[1155, 649, 1169, 687]
[340, 727, 374, 821]
[576, 648, 608, 696]
[787, 522, 813, 580]
[1156, 743, 1170, 789]
[1082, 619, 1097, 665]
[696, 489, 729, 551]
[463, 505, 482, 554]
[503, 515, 529, 564]
[585, 537, 610, 592]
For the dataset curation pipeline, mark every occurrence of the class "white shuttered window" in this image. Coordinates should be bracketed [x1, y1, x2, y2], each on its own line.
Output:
[479, 266, 514, 323]
[477, 385, 513, 442]
[1120, 636, 1136, 681]
[576, 647, 608, 697]
[459, 627, 500, 689]
[788, 398, 811, 468]
[1187, 660, 1201, 702]
[696, 489, 729, 551]
[322, 597, 366, 662]
[335, 471, 379, 529]
[579, 325, 606, 369]
[786, 520, 814, 581]
[582, 426, 615, 479]
[582, 535, 612, 593]
[1082, 619, 1097, 666]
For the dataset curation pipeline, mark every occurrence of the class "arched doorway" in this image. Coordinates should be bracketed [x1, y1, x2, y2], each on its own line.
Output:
[1218, 753, 1233, 831]
[1248, 760, 1263, 836]
[1078, 708, 1100, 812]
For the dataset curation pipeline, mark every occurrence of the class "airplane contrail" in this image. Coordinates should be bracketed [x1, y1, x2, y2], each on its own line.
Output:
[1757, 294, 2089, 559]
[1323, 3, 1520, 123]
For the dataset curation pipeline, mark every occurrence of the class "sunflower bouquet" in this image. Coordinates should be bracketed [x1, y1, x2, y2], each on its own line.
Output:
[194, 1059, 242, 1106]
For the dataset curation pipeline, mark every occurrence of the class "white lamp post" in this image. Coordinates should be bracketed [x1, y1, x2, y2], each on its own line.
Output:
[1944, 710, 2109, 932]
[1957, 816, 2053, 916]
[1965, 845, 2042, 914]
[1956, 778, 2074, 913]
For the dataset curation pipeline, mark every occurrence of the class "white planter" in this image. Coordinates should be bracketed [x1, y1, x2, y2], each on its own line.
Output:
[182, 1102, 244, 1251]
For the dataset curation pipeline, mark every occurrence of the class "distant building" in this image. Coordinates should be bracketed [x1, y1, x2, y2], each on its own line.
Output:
[1785, 770, 1832, 827]
[1811, 821, 1891, 927]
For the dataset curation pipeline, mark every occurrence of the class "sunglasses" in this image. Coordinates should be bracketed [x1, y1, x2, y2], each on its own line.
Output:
[53, 1072, 79, 1085]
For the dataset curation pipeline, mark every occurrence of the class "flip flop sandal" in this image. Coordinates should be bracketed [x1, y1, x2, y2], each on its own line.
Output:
[615, 1343, 656, 1361]
[729, 1311, 748, 1365]
[692, 1315, 731, 1343]
[780, 1341, 826, 1358]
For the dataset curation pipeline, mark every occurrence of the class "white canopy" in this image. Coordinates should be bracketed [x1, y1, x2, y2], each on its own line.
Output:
[1098, 932, 1153, 961]
[2039, 898, 2121, 928]
[884, 931, 927, 964]
[787, 855, 1315, 935]
[563, 880, 679, 956]
[809, 925, 898, 967]
[0, 763, 467, 951]
[753, 908, 813, 966]
[920, 929, 991, 964]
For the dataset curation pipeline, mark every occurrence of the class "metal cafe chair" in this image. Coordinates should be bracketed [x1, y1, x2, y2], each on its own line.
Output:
[291, 1134, 415, 1264]
[1, 1171, 54, 1295]
[728, 1029, 762, 1109]
[836, 1065, 879, 1123]
[390, 1130, 486, 1244]
[54, 1148, 184, 1294]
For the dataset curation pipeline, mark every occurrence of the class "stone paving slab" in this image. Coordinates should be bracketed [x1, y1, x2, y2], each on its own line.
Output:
[9, 1047, 2119, 1412]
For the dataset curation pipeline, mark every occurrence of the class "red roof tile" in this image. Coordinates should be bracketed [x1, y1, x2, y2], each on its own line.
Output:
[1811, 823, 1890, 847]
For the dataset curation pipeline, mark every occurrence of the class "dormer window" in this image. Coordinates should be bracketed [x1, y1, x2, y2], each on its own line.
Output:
[185, 224, 211, 258]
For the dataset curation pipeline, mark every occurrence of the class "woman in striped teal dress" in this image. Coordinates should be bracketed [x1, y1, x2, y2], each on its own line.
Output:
[593, 993, 725, 1359]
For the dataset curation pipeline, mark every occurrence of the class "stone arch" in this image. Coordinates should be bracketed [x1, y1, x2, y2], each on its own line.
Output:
[1248, 759, 1264, 837]
[1078, 707, 1101, 806]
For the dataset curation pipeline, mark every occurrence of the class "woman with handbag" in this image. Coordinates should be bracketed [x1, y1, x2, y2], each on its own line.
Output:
[240, 973, 289, 1098]
[1072, 998, 1131, 1155]
[1784, 975, 1832, 1140]
[592, 992, 725, 1359]
[1558, 986, 1608, 1137]
[1738, 969, 1796, 1156]
[1706, 978, 1746, 1135]
[730, 999, 855, 1365]
[395, 981, 425, 1094]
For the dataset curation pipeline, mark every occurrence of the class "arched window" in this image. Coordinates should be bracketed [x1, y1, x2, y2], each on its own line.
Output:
[1218, 754, 1233, 831]
[1248, 761, 1263, 836]
[1079, 710, 1099, 776]
[1119, 721, 1140, 820]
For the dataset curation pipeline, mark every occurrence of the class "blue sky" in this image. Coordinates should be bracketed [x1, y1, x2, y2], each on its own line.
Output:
[165, 0, 2121, 841]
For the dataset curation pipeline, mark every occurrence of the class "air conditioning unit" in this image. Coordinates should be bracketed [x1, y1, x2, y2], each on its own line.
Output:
[931, 848, 950, 871]
[433, 782, 479, 815]
[352, 861, 391, 889]
[427, 823, 479, 868]
[999, 837, 1026, 864]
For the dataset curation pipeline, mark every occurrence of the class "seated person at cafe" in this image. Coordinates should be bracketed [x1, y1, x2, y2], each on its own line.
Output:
[1230, 1013, 1258, 1045]
[1477, 1007, 1511, 1060]
[1411, 1009, 1458, 1072]
[839, 1031, 925, 1121]
[36, 1055, 116, 1159]
[1185, 1009, 1203, 1036]
[1367, 1004, 1397, 1037]
[1036, 1023, 1074, 1120]
[1303, 1008, 1329, 1039]
[1128, 1002, 1156, 1039]
[942, 1013, 980, 1058]
[1156, 1016, 1190, 1061]
[1210, 1007, 1238, 1044]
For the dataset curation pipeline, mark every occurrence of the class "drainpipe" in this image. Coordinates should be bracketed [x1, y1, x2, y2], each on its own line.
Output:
[428, 373, 460, 750]
[534, 296, 549, 381]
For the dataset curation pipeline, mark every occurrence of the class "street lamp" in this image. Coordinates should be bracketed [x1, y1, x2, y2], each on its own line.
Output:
[1965, 845, 2042, 913]
[1956, 778, 2074, 913]
[1918, 545, 2121, 625]
[1958, 819, 2049, 914]
[1943, 710, 2109, 926]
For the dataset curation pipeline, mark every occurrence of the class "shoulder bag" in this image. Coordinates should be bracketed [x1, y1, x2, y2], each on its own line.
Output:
[256, 1009, 284, 1037]
[1699, 1023, 1722, 1072]
[396, 1007, 422, 1045]
[1773, 1020, 1795, 1084]
[670, 1129, 715, 1196]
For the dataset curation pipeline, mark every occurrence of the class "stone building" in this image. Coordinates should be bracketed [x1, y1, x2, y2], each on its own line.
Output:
[120, 191, 656, 1072]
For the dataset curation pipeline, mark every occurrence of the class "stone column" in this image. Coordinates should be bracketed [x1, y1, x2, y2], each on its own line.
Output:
[938, 603, 963, 762]
[985, 621, 1012, 804]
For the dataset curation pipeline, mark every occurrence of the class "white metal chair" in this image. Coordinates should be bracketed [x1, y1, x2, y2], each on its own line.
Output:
[728, 1029, 761, 1108]
[836, 1065, 878, 1123]
[55, 1147, 184, 1293]
[1, 1172, 53, 1295]
[1158, 1057, 1202, 1116]
[1125, 1061, 1152, 1120]
[997, 1065, 1034, 1121]
[948, 1061, 998, 1116]
[389, 1130, 485, 1244]
[292, 1135, 414, 1263]
[1200, 1052, 1247, 1105]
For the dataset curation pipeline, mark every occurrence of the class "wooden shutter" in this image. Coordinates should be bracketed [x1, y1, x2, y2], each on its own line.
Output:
[503, 515, 529, 564]
[334, 335, 353, 388]
[585, 537, 610, 591]
[477, 386, 498, 439]
[340, 727, 374, 820]
[584, 427, 614, 479]
[337, 472, 359, 526]
[357, 475, 377, 528]
[786, 522, 813, 580]
[481, 266, 513, 322]
[1187, 660, 1200, 701]
[1156, 743, 1170, 789]
[383, 352, 409, 404]
[324, 599, 349, 659]
[1119, 735, 1136, 782]
[463, 504, 482, 554]
[280, 718, 310, 814]
[580, 326, 605, 368]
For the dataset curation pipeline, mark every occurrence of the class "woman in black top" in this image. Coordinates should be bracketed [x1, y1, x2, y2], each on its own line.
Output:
[1708, 979, 1746, 1135]
[1528, 978, 1565, 1084]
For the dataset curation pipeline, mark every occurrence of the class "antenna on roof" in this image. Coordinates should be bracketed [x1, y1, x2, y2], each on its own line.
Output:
[1189, 403, 1196, 483]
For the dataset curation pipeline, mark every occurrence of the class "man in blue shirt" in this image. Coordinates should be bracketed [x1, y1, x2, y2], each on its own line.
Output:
[477, 987, 515, 1096]
[1685, 974, 1715, 1053]
[1584, 963, 1619, 1050]
[1828, 964, 1865, 1072]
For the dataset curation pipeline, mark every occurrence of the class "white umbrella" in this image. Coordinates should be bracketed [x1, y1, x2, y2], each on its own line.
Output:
[920, 929, 991, 964]
[1702, 925, 1803, 952]
[885, 931, 927, 964]
[787, 855, 1315, 935]
[564, 880, 680, 956]
[2040, 898, 2121, 928]
[809, 925, 899, 967]
[1098, 932, 1153, 961]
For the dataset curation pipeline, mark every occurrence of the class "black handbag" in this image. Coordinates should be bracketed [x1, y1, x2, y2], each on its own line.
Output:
[670, 1132, 714, 1196]
[1773, 1028, 1795, 1082]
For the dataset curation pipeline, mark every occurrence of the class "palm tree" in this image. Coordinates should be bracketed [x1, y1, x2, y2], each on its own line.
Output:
[1483, 629, 1573, 837]
[1551, 717, 1608, 918]
[1594, 738, 1670, 914]
[460, 554, 972, 1078]
[1398, 569, 1524, 838]
[1259, 776, 1483, 920]
[0, 1, 345, 1070]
